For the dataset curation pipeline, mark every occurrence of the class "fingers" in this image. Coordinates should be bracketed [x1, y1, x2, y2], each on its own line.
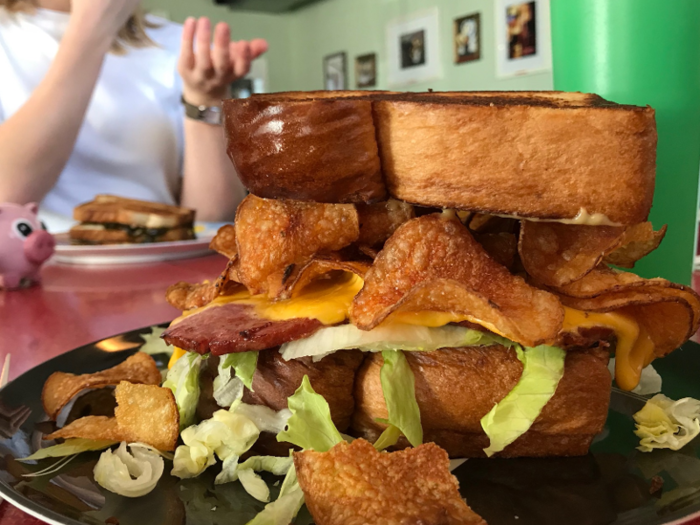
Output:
[230, 40, 252, 79]
[195, 17, 213, 73]
[212, 22, 233, 77]
[249, 39, 269, 60]
[178, 17, 196, 71]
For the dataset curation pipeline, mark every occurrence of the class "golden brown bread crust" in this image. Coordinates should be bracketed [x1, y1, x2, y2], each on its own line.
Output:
[69, 225, 195, 244]
[73, 195, 195, 228]
[223, 97, 386, 203]
[295, 439, 487, 525]
[351, 345, 611, 458]
[223, 91, 656, 224]
[375, 100, 656, 225]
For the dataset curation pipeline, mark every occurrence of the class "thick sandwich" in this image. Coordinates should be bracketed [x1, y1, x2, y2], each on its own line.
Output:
[70, 195, 195, 245]
[162, 90, 699, 460]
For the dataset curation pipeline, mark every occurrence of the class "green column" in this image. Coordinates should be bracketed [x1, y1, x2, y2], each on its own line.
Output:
[551, 0, 700, 285]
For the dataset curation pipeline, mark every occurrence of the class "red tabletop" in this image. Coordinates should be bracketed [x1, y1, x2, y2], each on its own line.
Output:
[0, 253, 227, 524]
[2, 255, 700, 525]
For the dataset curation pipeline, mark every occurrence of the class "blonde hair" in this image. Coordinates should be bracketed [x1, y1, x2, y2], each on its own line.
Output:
[0, 0, 157, 54]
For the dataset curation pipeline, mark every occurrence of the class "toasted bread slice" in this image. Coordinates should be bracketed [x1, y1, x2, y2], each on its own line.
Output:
[223, 91, 655, 225]
[73, 195, 195, 229]
[294, 439, 486, 525]
[69, 224, 195, 244]
[352, 346, 611, 458]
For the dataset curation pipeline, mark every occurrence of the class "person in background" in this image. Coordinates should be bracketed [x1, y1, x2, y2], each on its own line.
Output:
[0, 0, 267, 230]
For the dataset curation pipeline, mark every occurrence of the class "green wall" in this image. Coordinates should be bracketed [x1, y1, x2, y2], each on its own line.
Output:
[143, 0, 553, 93]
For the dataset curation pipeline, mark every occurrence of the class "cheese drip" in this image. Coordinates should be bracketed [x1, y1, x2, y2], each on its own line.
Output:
[174, 272, 364, 327]
[562, 308, 655, 391]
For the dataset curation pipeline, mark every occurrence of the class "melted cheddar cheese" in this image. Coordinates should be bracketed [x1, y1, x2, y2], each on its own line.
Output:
[562, 307, 654, 391]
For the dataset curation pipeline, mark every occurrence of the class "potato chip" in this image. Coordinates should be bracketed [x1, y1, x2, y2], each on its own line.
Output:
[266, 257, 371, 300]
[295, 439, 486, 525]
[519, 222, 626, 287]
[356, 199, 414, 248]
[45, 382, 179, 451]
[520, 222, 666, 287]
[42, 353, 161, 420]
[209, 224, 237, 259]
[604, 223, 667, 268]
[350, 214, 564, 346]
[166, 281, 218, 311]
[114, 382, 179, 451]
[555, 267, 700, 357]
[235, 195, 359, 297]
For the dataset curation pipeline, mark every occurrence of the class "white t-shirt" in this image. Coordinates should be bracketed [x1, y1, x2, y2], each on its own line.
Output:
[0, 8, 184, 231]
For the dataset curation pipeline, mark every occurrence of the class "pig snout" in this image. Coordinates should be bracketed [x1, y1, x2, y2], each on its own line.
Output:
[24, 230, 55, 264]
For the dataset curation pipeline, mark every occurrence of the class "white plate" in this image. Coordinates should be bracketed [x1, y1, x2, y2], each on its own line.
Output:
[51, 223, 224, 266]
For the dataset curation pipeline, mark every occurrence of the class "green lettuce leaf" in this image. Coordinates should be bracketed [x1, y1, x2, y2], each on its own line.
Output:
[634, 394, 700, 452]
[276, 376, 343, 452]
[238, 468, 270, 502]
[19, 438, 116, 461]
[280, 323, 510, 362]
[480, 345, 566, 457]
[245, 466, 305, 525]
[377, 350, 423, 448]
[220, 351, 258, 391]
[163, 352, 204, 430]
[216, 455, 293, 485]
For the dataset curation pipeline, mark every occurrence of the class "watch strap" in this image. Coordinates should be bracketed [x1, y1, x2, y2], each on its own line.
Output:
[181, 96, 223, 125]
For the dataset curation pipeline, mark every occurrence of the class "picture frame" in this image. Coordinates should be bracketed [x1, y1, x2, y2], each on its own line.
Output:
[324, 52, 347, 91]
[386, 8, 442, 87]
[495, 0, 552, 78]
[355, 53, 377, 88]
[454, 13, 481, 64]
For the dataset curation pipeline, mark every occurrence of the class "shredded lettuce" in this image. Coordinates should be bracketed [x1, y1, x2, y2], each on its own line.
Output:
[276, 376, 344, 452]
[245, 466, 305, 525]
[171, 410, 260, 479]
[213, 360, 245, 408]
[220, 351, 259, 390]
[163, 352, 204, 429]
[375, 350, 423, 449]
[238, 468, 271, 502]
[139, 327, 171, 356]
[19, 438, 116, 461]
[231, 402, 292, 434]
[216, 455, 293, 485]
[93, 442, 164, 498]
[481, 345, 566, 457]
[280, 323, 509, 362]
[634, 394, 700, 452]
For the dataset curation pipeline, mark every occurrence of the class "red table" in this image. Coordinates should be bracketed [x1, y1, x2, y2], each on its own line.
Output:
[0, 254, 227, 524]
[2, 254, 700, 525]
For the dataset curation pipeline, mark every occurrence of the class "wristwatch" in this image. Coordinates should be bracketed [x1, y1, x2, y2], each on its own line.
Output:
[181, 96, 223, 125]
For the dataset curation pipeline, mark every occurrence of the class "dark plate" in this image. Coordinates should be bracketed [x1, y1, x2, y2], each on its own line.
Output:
[1, 329, 700, 525]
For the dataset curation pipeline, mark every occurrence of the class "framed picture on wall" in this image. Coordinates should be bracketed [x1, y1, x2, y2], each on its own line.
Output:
[355, 53, 377, 88]
[495, 0, 552, 77]
[454, 13, 481, 64]
[386, 8, 442, 86]
[324, 52, 347, 90]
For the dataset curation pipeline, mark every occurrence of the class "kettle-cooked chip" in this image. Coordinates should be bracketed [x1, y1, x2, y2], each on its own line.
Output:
[235, 195, 360, 297]
[356, 199, 414, 248]
[555, 267, 700, 358]
[42, 353, 161, 421]
[604, 223, 667, 268]
[295, 439, 486, 525]
[475, 232, 518, 270]
[209, 224, 238, 259]
[350, 214, 563, 347]
[267, 257, 371, 300]
[45, 382, 179, 451]
[519, 222, 666, 287]
[166, 280, 218, 311]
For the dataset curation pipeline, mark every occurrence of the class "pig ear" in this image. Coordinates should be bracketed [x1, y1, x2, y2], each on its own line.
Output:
[25, 203, 39, 214]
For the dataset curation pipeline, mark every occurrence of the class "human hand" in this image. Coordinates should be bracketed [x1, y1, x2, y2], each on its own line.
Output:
[70, 0, 144, 40]
[178, 17, 268, 107]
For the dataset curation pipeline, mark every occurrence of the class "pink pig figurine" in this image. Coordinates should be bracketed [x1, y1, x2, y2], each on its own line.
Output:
[0, 203, 55, 290]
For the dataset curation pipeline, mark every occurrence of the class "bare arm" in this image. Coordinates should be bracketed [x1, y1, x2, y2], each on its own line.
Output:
[178, 18, 267, 221]
[0, 1, 143, 204]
